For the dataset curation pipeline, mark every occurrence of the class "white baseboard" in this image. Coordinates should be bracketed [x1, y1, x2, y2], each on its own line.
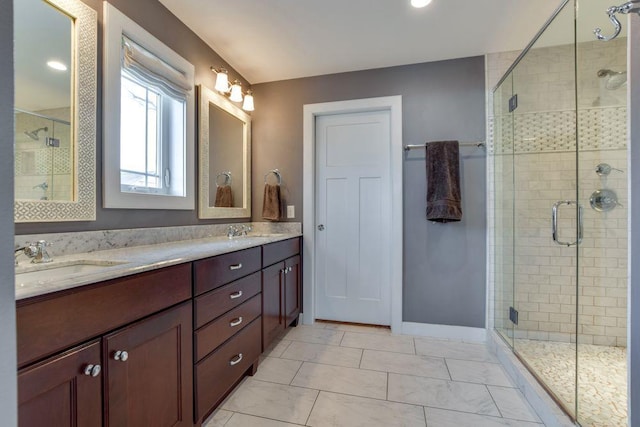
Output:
[401, 322, 487, 342]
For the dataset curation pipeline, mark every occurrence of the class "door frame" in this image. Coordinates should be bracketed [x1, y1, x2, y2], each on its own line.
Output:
[302, 96, 403, 333]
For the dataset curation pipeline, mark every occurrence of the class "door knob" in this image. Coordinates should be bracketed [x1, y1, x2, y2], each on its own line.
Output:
[317, 224, 324, 231]
[113, 350, 129, 362]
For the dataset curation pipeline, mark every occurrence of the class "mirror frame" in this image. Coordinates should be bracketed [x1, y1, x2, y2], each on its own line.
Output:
[198, 84, 251, 219]
[15, 0, 97, 222]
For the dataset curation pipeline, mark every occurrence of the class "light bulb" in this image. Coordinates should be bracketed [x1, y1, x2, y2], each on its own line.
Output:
[411, 0, 432, 8]
[242, 91, 254, 111]
[229, 82, 243, 102]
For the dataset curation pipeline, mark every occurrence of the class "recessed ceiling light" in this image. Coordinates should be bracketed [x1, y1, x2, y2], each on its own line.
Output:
[411, 0, 432, 8]
[47, 60, 67, 71]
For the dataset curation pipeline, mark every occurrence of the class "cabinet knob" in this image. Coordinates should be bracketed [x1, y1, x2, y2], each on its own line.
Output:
[229, 290, 243, 299]
[288, 266, 293, 272]
[113, 350, 129, 362]
[83, 364, 101, 377]
[229, 317, 243, 327]
[229, 263, 243, 271]
[317, 224, 324, 231]
[229, 353, 243, 366]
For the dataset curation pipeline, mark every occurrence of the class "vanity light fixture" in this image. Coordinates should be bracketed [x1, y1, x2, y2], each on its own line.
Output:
[411, 0, 432, 8]
[242, 90, 255, 111]
[210, 66, 255, 111]
[46, 60, 68, 71]
[229, 81, 243, 102]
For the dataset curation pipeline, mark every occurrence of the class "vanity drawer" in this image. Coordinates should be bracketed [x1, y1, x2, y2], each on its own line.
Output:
[262, 237, 300, 267]
[194, 271, 261, 328]
[194, 318, 261, 420]
[194, 247, 261, 295]
[17, 263, 192, 368]
[195, 294, 261, 362]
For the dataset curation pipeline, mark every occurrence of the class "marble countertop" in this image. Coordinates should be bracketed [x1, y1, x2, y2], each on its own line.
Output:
[15, 232, 301, 301]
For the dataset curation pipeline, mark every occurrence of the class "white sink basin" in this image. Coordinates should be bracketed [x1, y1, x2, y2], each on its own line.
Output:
[16, 260, 128, 286]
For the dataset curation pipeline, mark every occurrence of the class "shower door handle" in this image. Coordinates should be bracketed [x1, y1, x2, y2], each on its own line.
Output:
[552, 201, 583, 247]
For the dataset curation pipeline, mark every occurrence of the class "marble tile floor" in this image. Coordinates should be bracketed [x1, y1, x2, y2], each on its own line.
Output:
[515, 339, 628, 427]
[204, 322, 545, 427]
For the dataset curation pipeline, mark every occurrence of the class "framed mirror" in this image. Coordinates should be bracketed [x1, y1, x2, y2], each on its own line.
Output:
[14, 0, 97, 222]
[198, 85, 251, 219]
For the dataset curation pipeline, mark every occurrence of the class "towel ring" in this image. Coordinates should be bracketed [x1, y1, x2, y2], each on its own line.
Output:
[264, 169, 282, 185]
[215, 171, 232, 187]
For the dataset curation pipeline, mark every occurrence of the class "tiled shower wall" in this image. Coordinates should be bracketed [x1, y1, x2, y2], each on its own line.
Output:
[487, 38, 628, 347]
[14, 108, 72, 201]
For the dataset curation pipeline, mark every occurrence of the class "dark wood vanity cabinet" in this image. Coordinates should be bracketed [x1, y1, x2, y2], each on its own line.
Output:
[262, 238, 302, 351]
[16, 264, 193, 427]
[16, 237, 302, 427]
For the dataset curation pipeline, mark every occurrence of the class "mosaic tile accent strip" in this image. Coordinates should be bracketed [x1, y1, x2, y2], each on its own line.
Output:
[516, 339, 627, 427]
[490, 107, 627, 155]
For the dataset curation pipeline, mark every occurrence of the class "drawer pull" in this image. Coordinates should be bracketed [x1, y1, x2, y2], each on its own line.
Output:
[230, 290, 243, 299]
[83, 364, 101, 377]
[230, 317, 243, 327]
[229, 353, 243, 366]
[113, 350, 129, 362]
[229, 263, 243, 271]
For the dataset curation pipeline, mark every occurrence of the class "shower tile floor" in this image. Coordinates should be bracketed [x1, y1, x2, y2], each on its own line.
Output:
[204, 322, 545, 427]
[515, 339, 627, 427]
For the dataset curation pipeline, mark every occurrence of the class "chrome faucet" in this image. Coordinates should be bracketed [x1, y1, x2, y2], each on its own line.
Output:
[227, 225, 253, 238]
[16, 240, 53, 265]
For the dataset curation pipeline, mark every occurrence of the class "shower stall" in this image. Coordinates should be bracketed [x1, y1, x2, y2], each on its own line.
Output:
[14, 109, 73, 201]
[491, 0, 629, 426]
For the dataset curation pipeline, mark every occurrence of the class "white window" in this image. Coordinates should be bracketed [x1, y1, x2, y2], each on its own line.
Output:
[103, 3, 195, 209]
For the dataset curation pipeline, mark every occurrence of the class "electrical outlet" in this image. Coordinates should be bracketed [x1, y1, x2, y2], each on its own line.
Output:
[287, 205, 295, 218]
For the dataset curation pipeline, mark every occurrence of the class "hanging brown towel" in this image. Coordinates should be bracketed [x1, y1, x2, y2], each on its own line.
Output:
[214, 185, 233, 207]
[262, 184, 282, 221]
[426, 140, 462, 222]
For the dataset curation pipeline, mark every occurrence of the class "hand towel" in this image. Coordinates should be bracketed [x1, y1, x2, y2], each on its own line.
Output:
[262, 184, 282, 221]
[214, 185, 233, 207]
[426, 140, 462, 222]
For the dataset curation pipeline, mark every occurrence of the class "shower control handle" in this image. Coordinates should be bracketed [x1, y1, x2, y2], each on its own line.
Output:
[552, 201, 583, 247]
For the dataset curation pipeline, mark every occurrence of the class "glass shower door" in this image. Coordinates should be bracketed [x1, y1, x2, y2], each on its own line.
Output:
[510, 1, 579, 418]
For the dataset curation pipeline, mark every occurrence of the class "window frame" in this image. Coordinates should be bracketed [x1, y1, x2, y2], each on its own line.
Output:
[103, 2, 195, 209]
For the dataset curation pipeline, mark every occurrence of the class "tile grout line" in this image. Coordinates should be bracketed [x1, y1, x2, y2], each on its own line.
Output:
[304, 390, 322, 427]
[485, 384, 505, 419]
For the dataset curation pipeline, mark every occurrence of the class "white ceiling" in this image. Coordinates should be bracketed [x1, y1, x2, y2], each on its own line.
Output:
[158, 0, 566, 84]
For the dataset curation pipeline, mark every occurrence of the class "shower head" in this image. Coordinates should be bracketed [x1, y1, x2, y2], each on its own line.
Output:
[23, 126, 48, 141]
[597, 69, 627, 90]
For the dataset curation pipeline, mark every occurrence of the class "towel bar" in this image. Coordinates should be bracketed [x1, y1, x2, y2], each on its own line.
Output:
[404, 142, 485, 152]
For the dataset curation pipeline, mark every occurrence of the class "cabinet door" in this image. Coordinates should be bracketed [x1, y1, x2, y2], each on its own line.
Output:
[284, 255, 301, 327]
[262, 261, 284, 350]
[18, 341, 102, 427]
[104, 302, 192, 427]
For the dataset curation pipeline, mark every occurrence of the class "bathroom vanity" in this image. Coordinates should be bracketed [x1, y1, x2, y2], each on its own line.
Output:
[15, 233, 302, 427]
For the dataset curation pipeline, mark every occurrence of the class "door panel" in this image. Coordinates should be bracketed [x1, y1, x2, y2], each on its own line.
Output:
[18, 341, 102, 427]
[316, 110, 391, 325]
[104, 302, 192, 427]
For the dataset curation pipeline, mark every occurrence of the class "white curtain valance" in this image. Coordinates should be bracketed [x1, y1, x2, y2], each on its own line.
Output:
[122, 35, 192, 99]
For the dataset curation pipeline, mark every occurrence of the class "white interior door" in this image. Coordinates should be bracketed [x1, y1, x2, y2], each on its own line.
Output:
[315, 110, 392, 325]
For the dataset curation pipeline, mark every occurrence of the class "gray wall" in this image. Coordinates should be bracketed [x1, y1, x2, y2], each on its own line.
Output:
[252, 58, 487, 327]
[0, 0, 17, 424]
[16, 0, 252, 235]
[629, 13, 639, 427]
